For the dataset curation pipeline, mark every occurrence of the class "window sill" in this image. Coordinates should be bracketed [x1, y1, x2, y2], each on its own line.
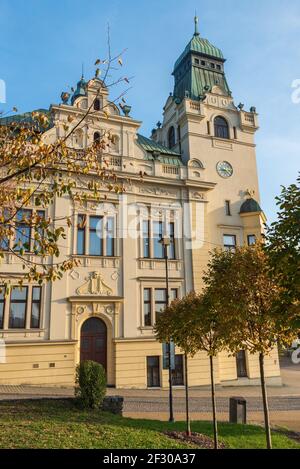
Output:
[73, 255, 120, 259]
[0, 328, 45, 333]
[138, 258, 180, 262]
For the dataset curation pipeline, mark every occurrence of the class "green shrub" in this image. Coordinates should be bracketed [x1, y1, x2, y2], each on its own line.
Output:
[75, 360, 106, 409]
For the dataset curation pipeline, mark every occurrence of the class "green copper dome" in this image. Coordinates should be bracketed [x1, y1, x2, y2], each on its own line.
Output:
[240, 198, 262, 214]
[174, 35, 224, 72]
[71, 77, 87, 105]
[172, 18, 230, 101]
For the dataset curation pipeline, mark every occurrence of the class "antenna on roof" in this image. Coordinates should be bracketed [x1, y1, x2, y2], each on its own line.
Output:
[194, 13, 200, 37]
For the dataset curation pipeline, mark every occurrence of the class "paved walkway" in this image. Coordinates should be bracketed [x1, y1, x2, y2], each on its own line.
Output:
[0, 358, 299, 430]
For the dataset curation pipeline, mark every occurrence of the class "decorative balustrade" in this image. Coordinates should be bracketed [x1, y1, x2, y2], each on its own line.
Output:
[162, 165, 180, 176]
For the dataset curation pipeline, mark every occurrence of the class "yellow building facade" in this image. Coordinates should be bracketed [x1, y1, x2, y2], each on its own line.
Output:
[0, 21, 281, 388]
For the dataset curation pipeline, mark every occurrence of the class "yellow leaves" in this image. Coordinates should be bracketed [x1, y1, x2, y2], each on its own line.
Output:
[118, 57, 123, 66]
[94, 59, 101, 66]
[95, 68, 101, 78]
[103, 110, 109, 119]
[67, 115, 74, 123]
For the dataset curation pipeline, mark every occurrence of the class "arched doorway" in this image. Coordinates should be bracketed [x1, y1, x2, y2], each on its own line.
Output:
[80, 318, 107, 370]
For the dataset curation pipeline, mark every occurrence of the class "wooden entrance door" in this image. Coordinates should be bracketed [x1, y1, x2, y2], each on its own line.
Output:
[80, 318, 107, 370]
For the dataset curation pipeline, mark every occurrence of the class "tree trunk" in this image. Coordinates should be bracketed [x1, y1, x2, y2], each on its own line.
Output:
[209, 355, 218, 449]
[259, 352, 272, 449]
[184, 354, 191, 436]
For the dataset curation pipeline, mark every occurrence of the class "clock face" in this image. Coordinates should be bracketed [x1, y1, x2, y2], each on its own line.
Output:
[216, 161, 233, 178]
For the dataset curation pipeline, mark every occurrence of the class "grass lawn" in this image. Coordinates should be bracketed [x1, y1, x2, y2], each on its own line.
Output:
[0, 399, 299, 449]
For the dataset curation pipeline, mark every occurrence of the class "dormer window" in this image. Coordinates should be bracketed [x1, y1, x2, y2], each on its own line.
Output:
[210, 63, 215, 69]
[94, 98, 101, 111]
[216, 64, 222, 71]
[194, 58, 200, 65]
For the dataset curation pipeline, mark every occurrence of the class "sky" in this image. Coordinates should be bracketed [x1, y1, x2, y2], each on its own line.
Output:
[0, 0, 299, 222]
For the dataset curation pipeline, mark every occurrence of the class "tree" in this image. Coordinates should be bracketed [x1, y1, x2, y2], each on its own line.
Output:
[203, 244, 297, 449]
[155, 292, 224, 448]
[266, 174, 300, 313]
[0, 33, 131, 290]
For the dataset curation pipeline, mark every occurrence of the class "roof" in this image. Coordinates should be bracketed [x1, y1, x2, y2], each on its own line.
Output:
[240, 198, 262, 214]
[137, 134, 182, 163]
[174, 35, 224, 72]
[71, 77, 87, 105]
[172, 33, 230, 101]
[0, 109, 53, 131]
[174, 65, 230, 102]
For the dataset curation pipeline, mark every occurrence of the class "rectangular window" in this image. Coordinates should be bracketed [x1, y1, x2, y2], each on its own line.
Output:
[31, 286, 41, 329]
[210, 63, 215, 69]
[223, 234, 237, 252]
[194, 58, 200, 65]
[33, 210, 45, 254]
[106, 217, 115, 257]
[247, 235, 256, 246]
[225, 201, 231, 216]
[233, 126, 237, 139]
[153, 221, 164, 259]
[0, 287, 5, 329]
[89, 216, 103, 256]
[147, 356, 160, 388]
[142, 220, 150, 258]
[155, 288, 167, 320]
[201, 60, 206, 66]
[207, 121, 211, 135]
[77, 214, 86, 255]
[143, 288, 152, 326]
[15, 209, 32, 252]
[168, 222, 176, 260]
[0, 209, 10, 251]
[9, 286, 28, 329]
[170, 289, 178, 302]
[172, 355, 184, 386]
[236, 350, 248, 378]
[216, 64, 221, 70]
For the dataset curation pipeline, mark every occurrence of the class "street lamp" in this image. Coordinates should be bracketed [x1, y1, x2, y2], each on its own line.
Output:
[159, 235, 174, 423]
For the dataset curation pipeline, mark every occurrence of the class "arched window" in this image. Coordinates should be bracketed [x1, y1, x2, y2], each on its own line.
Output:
[214, 116, 230, 139]
[94, 132, 100, 143]
[168, 126, 176, 149]
[94, 98, 101, 111]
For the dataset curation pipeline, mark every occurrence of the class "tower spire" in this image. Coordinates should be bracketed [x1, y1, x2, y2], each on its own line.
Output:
[194, 13, 200, 36]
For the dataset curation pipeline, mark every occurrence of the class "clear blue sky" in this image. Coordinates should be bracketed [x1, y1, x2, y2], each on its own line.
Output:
[1, 0, 299, 222]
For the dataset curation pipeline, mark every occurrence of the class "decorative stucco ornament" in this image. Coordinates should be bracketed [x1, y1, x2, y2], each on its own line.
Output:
[76, 272, 113, 296]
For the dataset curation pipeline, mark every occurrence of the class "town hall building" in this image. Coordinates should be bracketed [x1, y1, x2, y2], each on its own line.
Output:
[0, 19, 281, 388]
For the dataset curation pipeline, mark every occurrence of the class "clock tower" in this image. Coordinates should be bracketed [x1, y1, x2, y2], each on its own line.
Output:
[152, 17, 265, 291]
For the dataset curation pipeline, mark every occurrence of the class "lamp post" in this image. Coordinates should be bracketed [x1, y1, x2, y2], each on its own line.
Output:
[159, 235, 174, 423]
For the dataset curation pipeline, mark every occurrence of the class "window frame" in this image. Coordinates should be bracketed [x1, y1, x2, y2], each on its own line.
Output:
[247, 234, 256, 246]
[214, 116, 230, 140]
[9, 286, 28, 329]
[141, 217, 178, 261]
[168, 126, 176, 149]
[0, 287, 5, 329]
[225, 200, 231, 216]
[76, 213, 116, 257]
[142, 287, 179, 327]
[30, 286, 42, 329]
[223, 234, 237, 252]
